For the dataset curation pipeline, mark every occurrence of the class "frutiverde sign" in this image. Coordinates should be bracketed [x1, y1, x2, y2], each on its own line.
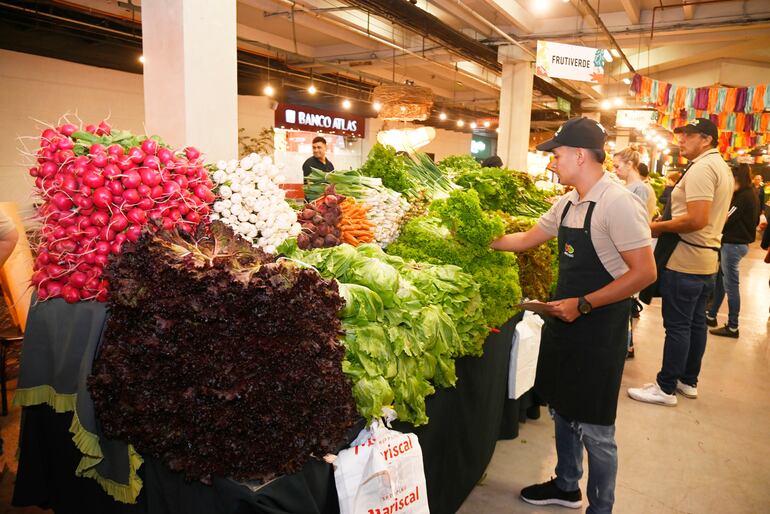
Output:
[535, 41, 606, 84]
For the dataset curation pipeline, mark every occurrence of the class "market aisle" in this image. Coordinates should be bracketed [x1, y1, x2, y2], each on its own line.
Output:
[459, 243, 770, 514]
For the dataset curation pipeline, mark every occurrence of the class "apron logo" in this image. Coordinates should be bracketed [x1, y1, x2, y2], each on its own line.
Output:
[564, 243, 575, 258]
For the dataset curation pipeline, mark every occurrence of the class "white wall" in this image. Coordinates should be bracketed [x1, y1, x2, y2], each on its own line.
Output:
[0, 50, 279, 216]
[0, 50, 146, 216]
[422, 128, 473, 161]
[238, 95, 276, 136]
[0, 49, 473, 217]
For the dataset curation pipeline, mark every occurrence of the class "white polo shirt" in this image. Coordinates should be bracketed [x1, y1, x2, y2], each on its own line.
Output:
[537, 172, 652, 279]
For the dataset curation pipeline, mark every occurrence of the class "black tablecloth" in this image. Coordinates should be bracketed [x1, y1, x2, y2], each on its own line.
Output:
[14, 313, 538, 514]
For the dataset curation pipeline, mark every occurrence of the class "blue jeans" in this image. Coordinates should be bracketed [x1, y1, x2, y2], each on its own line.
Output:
[707, 243, 749, 328]
[657, 269, 716, 393]
[552, 409, 617, 514]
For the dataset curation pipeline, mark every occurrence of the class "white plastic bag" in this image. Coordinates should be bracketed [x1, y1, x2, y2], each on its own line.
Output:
[334, 420, 430, 514]
[508, 311, 545, 399]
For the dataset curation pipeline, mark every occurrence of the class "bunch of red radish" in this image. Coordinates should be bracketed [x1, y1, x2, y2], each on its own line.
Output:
[29, 121, 215, 303]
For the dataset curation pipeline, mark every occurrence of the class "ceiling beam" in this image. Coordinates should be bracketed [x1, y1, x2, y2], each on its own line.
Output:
[619, 0, 641, 25]
[240, 0, 382, 51]
[343, 66, 457, 98]
[237, 23, 317, 57]
[623, 36, 770, 77]
[683, 2, 695, 20]
[481, 0, 535, 34]
[430, 0, 496, 38]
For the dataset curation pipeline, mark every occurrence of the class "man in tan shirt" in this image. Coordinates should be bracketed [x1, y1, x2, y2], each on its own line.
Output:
[629, 118, 733, 406]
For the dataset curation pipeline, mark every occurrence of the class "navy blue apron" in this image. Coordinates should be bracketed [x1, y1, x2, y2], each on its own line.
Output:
[535, 202, 631, 426]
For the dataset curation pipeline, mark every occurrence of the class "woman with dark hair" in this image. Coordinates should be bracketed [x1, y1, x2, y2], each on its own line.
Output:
[706, 163, 760, 337]
[481, 155, 503, 168]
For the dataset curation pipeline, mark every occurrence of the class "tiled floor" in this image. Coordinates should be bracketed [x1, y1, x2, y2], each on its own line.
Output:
[458, 243, 770, 514]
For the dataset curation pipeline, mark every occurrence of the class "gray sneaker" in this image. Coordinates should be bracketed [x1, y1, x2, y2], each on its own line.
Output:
[709, 325, 738, 338]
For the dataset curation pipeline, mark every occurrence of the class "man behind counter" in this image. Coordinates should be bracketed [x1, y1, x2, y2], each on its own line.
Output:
[302, 136, 335, 178]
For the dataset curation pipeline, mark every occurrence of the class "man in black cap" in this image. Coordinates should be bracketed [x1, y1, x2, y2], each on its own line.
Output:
[629, 118, 732, 405]
[492, 117, 656, 513]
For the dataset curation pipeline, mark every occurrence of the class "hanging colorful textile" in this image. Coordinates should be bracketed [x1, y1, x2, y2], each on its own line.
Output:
[629, 74, 769, 114]
[753, 85, 766, 112]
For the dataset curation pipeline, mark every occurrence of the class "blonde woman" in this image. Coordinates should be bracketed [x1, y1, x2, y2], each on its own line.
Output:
[613, 147, 655, 358]
[613, 147, 657, 221]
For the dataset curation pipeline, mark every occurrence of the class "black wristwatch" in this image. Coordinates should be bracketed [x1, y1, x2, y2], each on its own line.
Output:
[578, 296, 593, 315]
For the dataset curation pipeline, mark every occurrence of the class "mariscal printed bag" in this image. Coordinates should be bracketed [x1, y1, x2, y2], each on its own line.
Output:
[333, 419, 430, 514]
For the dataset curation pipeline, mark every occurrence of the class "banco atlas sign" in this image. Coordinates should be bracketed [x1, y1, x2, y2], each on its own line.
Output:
[275, 103, 365, 138]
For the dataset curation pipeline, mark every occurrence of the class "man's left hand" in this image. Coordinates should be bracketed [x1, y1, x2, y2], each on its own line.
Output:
[650, 221, 664, 238]
[546, 297, 581, 323]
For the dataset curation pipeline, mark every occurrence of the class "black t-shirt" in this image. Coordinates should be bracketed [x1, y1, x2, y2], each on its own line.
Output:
[302, 156, 334, 177]
[722, 187, 759, 244]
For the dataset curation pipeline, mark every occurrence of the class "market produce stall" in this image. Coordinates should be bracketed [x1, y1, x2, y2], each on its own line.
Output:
[12, 123, 556, 513]
[12, 297, 530, 514]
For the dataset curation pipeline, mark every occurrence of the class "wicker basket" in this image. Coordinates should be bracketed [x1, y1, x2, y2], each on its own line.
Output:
[372, 84, 434, 121]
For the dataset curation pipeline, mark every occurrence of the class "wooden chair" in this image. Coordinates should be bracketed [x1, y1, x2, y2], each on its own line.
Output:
[0, 202, 34, 416]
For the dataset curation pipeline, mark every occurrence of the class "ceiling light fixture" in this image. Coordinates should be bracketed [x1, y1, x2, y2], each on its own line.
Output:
[622, 77, 631, 85]
[439, 112, 447, 120]
[342, 99, 352, 109]
[308, 84, 317, 95]
[470, 122, 478, 129]
[138, 55, 145, 64]
[532, 0, 550, 14]
[373, 101, 382, 111]
[613, 97, 623, 106]
[457, 120, 465, 127]
[483, 121, 491, 128]
[263, 84, 275, 97]
[601, 99, 611, 110]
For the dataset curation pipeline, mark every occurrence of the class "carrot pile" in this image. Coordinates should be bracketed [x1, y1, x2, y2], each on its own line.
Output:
[339, 198, 375, 246]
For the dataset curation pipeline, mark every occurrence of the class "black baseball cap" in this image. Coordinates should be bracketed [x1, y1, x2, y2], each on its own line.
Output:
[536, 117, 608, 152]
[673, 118, 719, 144]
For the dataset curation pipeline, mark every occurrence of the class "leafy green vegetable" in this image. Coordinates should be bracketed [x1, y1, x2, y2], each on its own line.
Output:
[388, 192, 522, 329]
[339, 283, 384, 321]
[497, 213, 559, 301]
[436, 154, 480, 180]
[430, 189, 506, 246]
[358, 144, 414, 194]
[454, 167, 552, 217]
[357, 145, 456, 199]
[282, 242, 486, 426]
[347, 258, 400, 307]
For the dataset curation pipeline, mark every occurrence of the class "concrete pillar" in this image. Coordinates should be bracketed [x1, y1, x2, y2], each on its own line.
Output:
[497, 45, 534, 172]
[141, 0, 238, 161]
[614, 128, 631, 150]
